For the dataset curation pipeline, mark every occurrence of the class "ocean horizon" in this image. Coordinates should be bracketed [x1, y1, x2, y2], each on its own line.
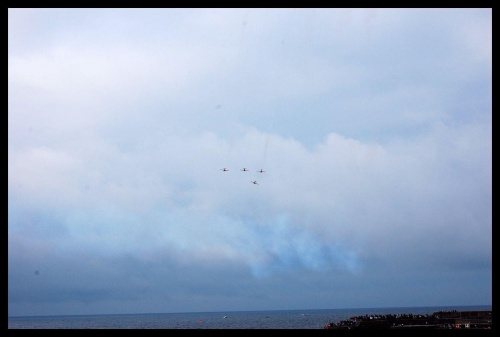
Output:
[8, 304, 492, 329]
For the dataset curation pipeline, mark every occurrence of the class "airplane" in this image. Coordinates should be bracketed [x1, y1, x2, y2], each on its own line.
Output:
[241, 168, 249, 171]
[220, 168, 229, 171]
[257, 169, 266, 173]
[251, 180, 259, 185]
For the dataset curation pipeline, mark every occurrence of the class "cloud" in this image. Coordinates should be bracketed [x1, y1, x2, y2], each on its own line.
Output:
[8, 8, 491, 315]
[8, 121, 491, 275]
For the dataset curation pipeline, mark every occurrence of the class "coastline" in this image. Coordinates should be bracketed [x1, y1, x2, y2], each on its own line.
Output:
[324, 309, 492, 329]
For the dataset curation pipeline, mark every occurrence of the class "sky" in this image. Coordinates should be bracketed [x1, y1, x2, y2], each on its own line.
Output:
[8, 8, 492, 317]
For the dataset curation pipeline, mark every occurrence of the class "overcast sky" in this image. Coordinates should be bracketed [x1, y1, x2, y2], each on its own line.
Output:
[8, 8, 491, 317]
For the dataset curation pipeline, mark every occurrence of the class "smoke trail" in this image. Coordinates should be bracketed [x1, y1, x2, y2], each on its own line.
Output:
[243, 215, 361, 279]
[262, 134, 270, 163]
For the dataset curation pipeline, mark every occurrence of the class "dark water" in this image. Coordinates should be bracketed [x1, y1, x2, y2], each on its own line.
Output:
[8, 305, 491, 329]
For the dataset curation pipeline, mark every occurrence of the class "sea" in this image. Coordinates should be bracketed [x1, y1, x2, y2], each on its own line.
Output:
[8, 305, 491, 329]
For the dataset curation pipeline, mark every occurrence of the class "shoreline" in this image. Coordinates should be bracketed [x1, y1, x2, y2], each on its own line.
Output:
[324, 309, 492, 329]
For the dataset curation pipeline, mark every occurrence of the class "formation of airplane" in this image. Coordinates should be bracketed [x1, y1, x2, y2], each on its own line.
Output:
[220, 168, 264, 186]
[220, 167, 265, 172]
